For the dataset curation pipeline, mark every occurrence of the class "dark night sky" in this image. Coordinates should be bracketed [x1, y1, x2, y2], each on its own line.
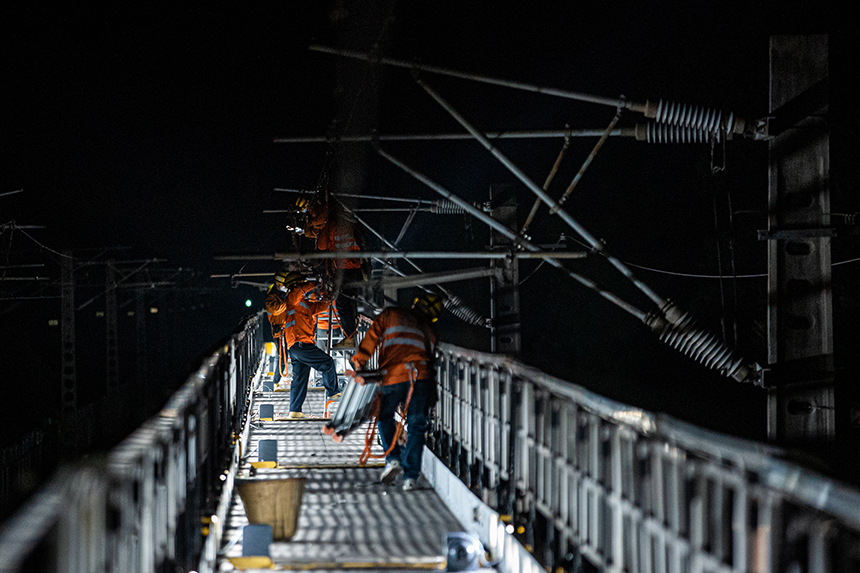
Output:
[2, 2, 854, 448]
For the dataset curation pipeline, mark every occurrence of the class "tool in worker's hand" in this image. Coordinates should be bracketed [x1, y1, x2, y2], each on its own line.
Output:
[322, 369, 385, 441]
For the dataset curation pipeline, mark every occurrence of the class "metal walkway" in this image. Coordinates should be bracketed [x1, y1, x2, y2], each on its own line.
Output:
[216, 364, 466, 571]
[3, 314, 860, 573]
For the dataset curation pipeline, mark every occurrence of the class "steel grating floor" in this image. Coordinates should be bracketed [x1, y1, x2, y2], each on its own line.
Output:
[216, 368, 465, 571]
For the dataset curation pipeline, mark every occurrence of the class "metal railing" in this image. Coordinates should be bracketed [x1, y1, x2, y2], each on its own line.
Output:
[0, 419, 58, 523]
[0, 314, 263, 573]
[4, 327, 860, 573]
[432, 343, 860, 573]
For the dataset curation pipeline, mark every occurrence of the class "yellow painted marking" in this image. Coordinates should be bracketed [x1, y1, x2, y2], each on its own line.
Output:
[273, 462, 385, 469]
[228, 556, 274, 569]
[269, 559, 444, 570]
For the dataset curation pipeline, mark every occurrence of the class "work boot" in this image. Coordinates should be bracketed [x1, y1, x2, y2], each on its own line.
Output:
[380, 459, 401, 485]
[327, 392, 342, 400]
[332, 334, 357, 350]
[288, 411, 308, 419]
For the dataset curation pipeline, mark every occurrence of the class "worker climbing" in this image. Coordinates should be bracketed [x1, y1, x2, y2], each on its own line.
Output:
[347, 291, 445, 491]
[265, 270, 341, 418]
[301, 186, 370, 349]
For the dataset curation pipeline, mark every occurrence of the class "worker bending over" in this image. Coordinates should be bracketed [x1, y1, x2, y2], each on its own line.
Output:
[349, 292, 444, 491]
[266, 271, 340, 418]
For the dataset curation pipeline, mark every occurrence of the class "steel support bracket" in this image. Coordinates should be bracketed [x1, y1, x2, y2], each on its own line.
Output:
[761, 354, 835, 387]
[766, 78, 829, 137]
[757, 227, 836, 240]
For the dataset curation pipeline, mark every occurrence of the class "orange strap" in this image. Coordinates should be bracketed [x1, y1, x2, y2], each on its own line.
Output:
[278, 335, 290, 378]
[358, 382, 414, 466]
[330, 300, 353, 338]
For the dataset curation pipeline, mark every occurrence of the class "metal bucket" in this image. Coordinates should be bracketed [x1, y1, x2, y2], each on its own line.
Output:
[236, 478, 307, 541]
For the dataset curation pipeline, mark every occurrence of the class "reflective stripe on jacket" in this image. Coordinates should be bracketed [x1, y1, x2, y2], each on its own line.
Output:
[351, 307, 436, 386]
[281, 281, 329, 347]
[316, 219, 361, 269]
[265, 285, 289, 336]
[315, 304, 340, 330]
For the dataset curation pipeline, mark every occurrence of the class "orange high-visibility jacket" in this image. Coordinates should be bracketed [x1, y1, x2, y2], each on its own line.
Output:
[265, 285, 288, 337]
[316, 218, 361, 270]
[314, 302, 340, 331]
[351, 307, 437, 386]
[267, 281, 330, 348]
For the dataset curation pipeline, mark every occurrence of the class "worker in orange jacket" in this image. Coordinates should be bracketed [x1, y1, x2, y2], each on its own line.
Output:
[305, 198, 367, 348]
[266, 271, 340, 418]
[314, 302, 341, 350]
[349, 292, 444, 491]
[265, 274, 293, 387]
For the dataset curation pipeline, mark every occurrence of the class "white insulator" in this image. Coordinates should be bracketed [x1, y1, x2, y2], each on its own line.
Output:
[646, 122, 715, 144]
[430, 200, 467, 215]
[445, 294, 485, 326]
[657, 311, 747, 380]
[655, 100, 730, 134]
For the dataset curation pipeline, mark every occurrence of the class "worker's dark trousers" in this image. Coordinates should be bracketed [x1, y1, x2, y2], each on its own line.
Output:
[377, 379, 433, 480]
[288, 342, 339, 412]
[334, 267, 363, 337]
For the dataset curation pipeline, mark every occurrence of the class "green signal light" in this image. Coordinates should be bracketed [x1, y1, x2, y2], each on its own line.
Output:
[245, 299, 253, 307]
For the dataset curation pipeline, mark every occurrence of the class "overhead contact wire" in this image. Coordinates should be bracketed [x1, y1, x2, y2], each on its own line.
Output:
[415, 75, 666, 311]
[309, 45, 645, 113]
[375, 144, 647, 321]
[335, 198, 487, 326]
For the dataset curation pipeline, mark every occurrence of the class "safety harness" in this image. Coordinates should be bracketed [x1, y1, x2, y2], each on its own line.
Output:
[358, 362, 418, 466]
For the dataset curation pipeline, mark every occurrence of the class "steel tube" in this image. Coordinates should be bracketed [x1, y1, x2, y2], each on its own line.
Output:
[375, 145, 647, 321]
[347, 267, 498, 290]
[274, 128, 632, 144]
[274, 187, 436, 205]
[334, 199, 489, 325]
[553, 108, 624, 211]
[215, 251, 588, 261]
[521, 132, 570, 235]
[416, 76, 667, 310]
[309, 45, 650, 114]
[351, 208, 433, 212]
